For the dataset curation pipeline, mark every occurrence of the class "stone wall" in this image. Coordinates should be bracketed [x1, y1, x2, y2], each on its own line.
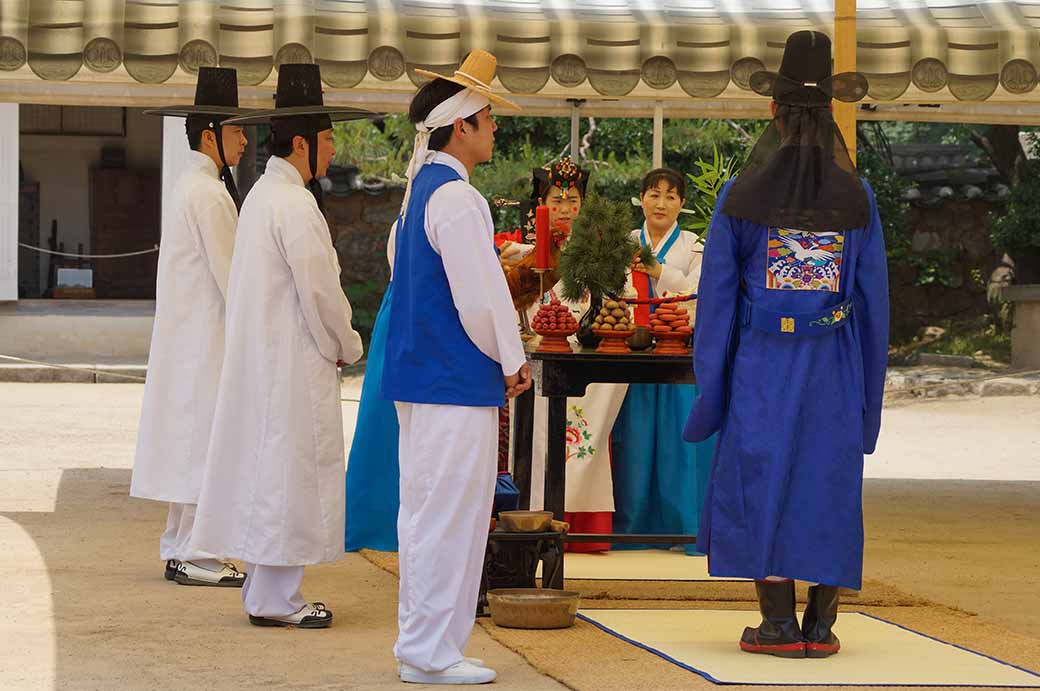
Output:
[325, 187, 404, 347]
[889, 199, 1003, 340]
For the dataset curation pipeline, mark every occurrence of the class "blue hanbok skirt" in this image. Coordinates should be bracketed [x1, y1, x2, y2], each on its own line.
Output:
[344, 285, 400, 552]
[611, 383, 716, 555]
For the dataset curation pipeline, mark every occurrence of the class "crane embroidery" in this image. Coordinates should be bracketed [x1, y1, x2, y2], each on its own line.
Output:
[767, 228, 844, 292]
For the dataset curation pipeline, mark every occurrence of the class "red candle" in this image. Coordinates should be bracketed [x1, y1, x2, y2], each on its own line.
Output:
[534, 205, 550, 269]
[632, 271, 652, 326]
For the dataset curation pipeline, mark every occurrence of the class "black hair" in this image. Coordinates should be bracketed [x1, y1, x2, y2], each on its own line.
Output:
[641, 167, 686, 200]
[408, 78, 480, 151]
[269, 130, 294, 158]
[187, 128, 204, 151]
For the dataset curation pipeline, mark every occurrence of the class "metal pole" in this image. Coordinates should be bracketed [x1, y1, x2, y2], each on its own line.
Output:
[569, 99, 580, 159]
[834, 0, 857, 163]
[652, 101, 664, 168]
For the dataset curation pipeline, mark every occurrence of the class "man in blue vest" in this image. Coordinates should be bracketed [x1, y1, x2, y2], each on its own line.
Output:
[382, 50, 530, 685]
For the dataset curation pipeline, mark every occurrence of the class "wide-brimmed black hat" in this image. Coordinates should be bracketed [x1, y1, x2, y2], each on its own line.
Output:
[144, 66, 254, 119]
[222, 63, 373, 126]
[749, 31, 868, 106]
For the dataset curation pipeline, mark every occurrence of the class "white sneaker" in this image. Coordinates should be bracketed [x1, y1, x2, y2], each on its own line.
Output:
[397, 658, 484, 675]
[399, 660, 496, 685]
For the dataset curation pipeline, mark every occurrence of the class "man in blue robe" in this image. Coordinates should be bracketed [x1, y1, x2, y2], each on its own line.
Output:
[684, 31, 890, 659]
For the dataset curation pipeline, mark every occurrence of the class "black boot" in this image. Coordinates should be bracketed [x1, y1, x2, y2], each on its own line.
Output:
[802, 584, 841, 658]
[740, 579, 806, 658]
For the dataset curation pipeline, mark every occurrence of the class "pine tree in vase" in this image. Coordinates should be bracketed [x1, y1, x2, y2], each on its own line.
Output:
[558, 194, 655, 350]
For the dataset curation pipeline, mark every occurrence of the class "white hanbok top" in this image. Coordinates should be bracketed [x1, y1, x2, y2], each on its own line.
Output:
[627, 224, 704, 298]
[191, 155, 363, 566]
[131, 151, 237, 504]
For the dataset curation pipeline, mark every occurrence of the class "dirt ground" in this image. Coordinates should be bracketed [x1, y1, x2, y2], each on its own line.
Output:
[1, 383, 1038, 690]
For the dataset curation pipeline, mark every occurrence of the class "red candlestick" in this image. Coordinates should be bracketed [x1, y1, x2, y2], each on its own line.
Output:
[632, 271, 652, 326]
[534, 205, 550, 269]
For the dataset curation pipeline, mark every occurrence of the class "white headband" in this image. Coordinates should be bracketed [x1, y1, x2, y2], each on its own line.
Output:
[399, 89, 490, 219]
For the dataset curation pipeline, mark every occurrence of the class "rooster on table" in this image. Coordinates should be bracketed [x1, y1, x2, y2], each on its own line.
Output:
[494, 156, 590, 331]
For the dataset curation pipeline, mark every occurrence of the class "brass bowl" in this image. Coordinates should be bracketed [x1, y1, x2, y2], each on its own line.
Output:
[487, 588, 581, 629]
[498, 510, 553, 533]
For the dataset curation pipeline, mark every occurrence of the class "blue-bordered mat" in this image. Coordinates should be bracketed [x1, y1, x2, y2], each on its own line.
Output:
[578, 609, 1040, 687]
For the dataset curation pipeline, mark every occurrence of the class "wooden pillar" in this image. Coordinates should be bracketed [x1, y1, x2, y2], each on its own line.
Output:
[652, 101, 664, 168]
[0, 104, 18, 301]
[834, 0, 857, 163]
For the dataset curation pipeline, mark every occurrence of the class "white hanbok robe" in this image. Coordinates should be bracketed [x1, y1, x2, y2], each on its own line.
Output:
[523, 285, 628, 514]
[191, 155, 363, 566]
[131, 151, 236, 504]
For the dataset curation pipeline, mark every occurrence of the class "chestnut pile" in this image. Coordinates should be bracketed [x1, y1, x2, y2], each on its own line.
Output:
[593, 300, 632, 332]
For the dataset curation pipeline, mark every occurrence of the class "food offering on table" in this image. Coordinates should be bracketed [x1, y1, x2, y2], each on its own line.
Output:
[531, 298, 579, 353]
[557, 194, 655, 348]
[649, 301, 692, 354]
[592, 299, 635, 354]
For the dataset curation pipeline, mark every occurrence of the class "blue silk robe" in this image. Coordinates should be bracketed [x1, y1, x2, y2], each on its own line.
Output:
[684, 179, 889, 590]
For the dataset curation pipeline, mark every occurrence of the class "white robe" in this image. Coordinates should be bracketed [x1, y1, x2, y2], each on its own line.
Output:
[191, 156, 363, 566]
[525, 286, 628, 514]
[131, 151, 237, 504]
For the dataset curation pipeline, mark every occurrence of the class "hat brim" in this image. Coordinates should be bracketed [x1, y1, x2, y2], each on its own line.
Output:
[413, 68, 520, 111]
[143, 105, 258, 119]
[221, 105, 377, 126]
[749, 70, 869, 103]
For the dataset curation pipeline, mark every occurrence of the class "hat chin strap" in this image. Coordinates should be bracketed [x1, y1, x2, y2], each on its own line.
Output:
[212, 124, 242, 211]
[306, 131, 324, 213]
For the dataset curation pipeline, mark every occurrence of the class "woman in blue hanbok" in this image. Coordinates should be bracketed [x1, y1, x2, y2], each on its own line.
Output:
[344, 229, 400, 551]
[611, 168, 715, 555]
[685, 31, 889, 659]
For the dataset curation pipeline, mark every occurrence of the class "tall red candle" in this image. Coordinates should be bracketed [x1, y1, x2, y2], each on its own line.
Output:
[534, 205, 550, 269]
[632, 271, 652, 326]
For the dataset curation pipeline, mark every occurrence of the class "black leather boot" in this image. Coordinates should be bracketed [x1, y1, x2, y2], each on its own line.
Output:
[740, 579, 806, 658]
[802, 584, 841, 658]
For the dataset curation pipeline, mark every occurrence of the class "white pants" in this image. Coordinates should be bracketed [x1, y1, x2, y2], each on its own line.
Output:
[242, 563, 307, 617]
[159, 502, 220, 563]
[394, 402, 498, 672]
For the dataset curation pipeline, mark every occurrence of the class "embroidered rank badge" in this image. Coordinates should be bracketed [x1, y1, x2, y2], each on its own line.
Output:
[766, 228, 844, 292]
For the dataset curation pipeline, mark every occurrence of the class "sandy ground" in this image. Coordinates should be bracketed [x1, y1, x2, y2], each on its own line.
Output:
[1, 383, 1038, 689]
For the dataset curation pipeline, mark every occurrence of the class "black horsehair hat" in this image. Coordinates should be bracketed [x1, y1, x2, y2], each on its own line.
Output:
[144, 66, 254, 120]
[222, 63, 372, 126]
[749, 31, 868, 107]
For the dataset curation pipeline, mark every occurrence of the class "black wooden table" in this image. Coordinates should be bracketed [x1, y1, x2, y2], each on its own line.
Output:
[510, 348, 697, 588]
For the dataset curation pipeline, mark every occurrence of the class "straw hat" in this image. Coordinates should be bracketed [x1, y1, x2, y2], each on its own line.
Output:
[414, 49, 519, 111]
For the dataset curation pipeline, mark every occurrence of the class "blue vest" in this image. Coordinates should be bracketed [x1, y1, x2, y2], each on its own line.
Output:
[381, 163, 505, 407]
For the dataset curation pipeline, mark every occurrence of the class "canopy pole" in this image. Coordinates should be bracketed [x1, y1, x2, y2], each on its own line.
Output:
[834, 0, 857, 164]
[0, 104, 16, 300]
[652, 101, 664, 169]
[569, 99, 581, 160]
